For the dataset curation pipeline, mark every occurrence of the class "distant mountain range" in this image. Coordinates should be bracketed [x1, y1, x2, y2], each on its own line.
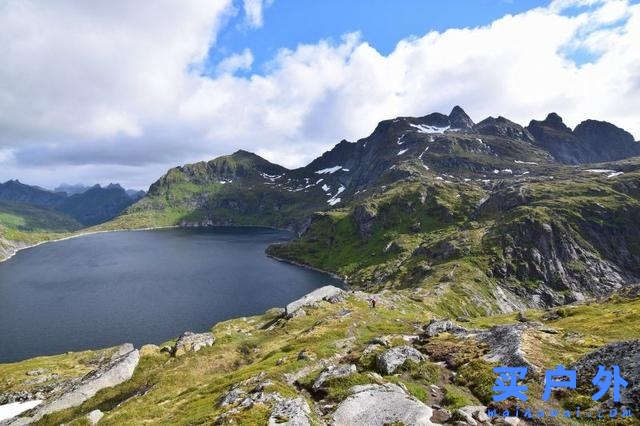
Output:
[0, 181, 145, 227]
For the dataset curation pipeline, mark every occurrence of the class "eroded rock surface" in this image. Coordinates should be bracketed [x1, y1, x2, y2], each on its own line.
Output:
[285, 286, 343, 317]
[173, 331, 214, 356]
[331, 383, 438, 425]
[267, 397, 311, 426]
[5, 344, 139, 425]
[376, 345, 425, 375]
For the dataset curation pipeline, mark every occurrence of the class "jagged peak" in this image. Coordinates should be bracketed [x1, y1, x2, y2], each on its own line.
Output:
[448, 105, 474, 129]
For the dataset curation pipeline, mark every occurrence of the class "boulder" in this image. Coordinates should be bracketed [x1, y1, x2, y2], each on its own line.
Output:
[455, 405, 489, 425]
[285, 286, 343, 318]
[86, 409, 104, 424]
[424, 319, 468, 338]
[267, 397, 311, 426]
[376, 346, 425, 375]
[331, 383, 438, 425]
[7, 344, 139, 425]
[312, 364, 356, 391]
[173, 331, 214, 356]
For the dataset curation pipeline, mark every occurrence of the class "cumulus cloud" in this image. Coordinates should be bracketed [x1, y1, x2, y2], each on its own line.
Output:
[242, 0, 273, 28]
[215, 48, 254, 75]
[1, 0, 639, 189]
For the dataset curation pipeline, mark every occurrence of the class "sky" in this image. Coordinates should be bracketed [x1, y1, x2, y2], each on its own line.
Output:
[1, 0, 639, 190]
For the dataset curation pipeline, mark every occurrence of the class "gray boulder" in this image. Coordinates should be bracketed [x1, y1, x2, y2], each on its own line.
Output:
[331, 383, 438, 425]
[7, 344, 139, 425]
[312, 364, 356, 391]
[268, 397, 311, 426]
[285, 286, 343, 317]
[376, 346, 425, 375]
[173, 331, 214, 356]
[86, 409, 104, 424]
[424, 319, 468, 338]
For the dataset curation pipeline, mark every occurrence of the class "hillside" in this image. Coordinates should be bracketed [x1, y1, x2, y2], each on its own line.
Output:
[0, 201, 82, 261]
[2, 285, 639, 425]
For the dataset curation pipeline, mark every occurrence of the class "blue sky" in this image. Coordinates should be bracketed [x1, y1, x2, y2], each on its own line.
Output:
[207, 0, 552, 75]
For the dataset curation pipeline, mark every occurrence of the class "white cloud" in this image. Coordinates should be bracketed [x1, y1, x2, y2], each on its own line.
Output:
[243, 0, 273, 28]
[1, 0, 639, 189]
[215, 48, 254, 75]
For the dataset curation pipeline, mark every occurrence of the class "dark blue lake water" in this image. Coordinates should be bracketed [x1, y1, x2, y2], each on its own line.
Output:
[0, 227, 340, 363]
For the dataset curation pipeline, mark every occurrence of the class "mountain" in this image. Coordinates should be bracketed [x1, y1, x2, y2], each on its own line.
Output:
[0, 179, 65, 209]
[102, 106, 640, 313]
[5, 106, 640, 424]
[0, 180, 143, 228]
[54, 183, 90, 196]
[526, 113, 640, 164]
[56, 184, 141, 226]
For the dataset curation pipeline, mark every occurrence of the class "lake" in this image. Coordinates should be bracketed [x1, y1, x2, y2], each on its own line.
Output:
[0, 227, 341, 363]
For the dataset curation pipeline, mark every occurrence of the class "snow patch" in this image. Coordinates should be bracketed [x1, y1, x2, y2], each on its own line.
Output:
[585, 169, 614, 173]
[397, 149, 408, 156]
[315, 166, 343, 174]
[327, 185, 345, 206]
[515, 160, 538, 165]
[410, 123, 450, 134]
[501, 169, 513, 174]
[607, 171, 624, 178]
[322, 184, 330, 192]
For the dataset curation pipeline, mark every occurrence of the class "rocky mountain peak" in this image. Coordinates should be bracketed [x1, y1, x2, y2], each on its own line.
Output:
[541, 112, 569, 131]
[448, 105, 474, 130]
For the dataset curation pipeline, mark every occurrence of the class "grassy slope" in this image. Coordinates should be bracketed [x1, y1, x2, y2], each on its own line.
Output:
[0, 202, 82, 255]
[3, 289, 638, 425]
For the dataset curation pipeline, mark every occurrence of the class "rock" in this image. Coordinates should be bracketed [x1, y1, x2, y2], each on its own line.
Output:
[285, 285, 343, 317]
[430, 407, 451, 423]
[173, 331, 214, 356]
[424, 319, 468, 338]
[495, 417, 520, 425]
[571, 339, 640, 409]
[376, 346, 425, 375]
[331, 383, 438, 425]
[267, 397, 310, 426]
[139, 344, 159, 357]
[478, 323, 538, 374]
[312, 364, 356, 391]
[86, 409, 104, 424]
[456, 405, 489, 424]
[7, 344, 139, 425]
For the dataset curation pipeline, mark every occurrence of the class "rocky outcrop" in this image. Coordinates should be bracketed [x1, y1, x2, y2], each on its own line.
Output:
[474, 116, 534, 142]
[285, 286, 343, 317]
[173, 331, 214, 356]
[526, 113, 640, 164]
[573, 119, 640, 163]
[478, 323, 539, 374]
[331, 383, 438, 425]
[423, 319, 469, 338]
[376, 346, 425, 375]
[449, 106, 474, 130]
[312, 364, 356, 391]
[571, 340, 640, 409]
[5, 344, 139, 425]
[267, 397, 311, 426]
